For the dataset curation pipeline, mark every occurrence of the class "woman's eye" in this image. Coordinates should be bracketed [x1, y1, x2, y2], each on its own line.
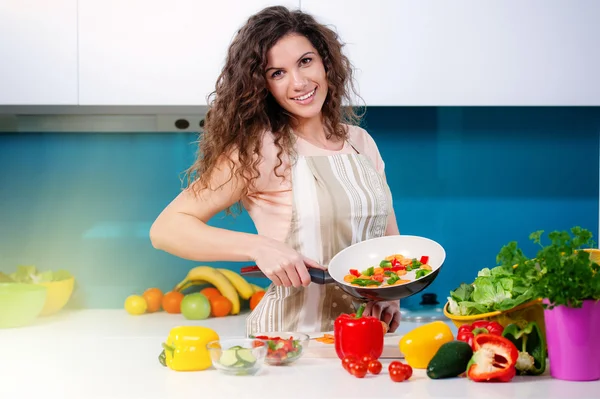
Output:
[271, 70, 283, 78]
[300, 57, 312, 65]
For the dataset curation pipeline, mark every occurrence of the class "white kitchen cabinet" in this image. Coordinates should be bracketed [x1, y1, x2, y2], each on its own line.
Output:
[301, 0, 600, 106]
[0, 0, 78, 105]
[78, 0, 300, 106]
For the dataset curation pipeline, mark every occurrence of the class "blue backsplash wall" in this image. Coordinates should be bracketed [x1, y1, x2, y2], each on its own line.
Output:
[1, 106, 599, 310]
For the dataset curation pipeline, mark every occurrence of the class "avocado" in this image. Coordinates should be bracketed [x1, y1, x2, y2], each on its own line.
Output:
[426, 340, 473, 379]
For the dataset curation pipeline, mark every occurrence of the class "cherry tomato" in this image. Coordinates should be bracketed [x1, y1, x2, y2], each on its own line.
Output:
[388, 361, 404, 372]
[361, 355, 374, 364]
[367, 360, 382, 375]
[400, 363, 413, 379]
[390, 368, 406, 382]
[342, 355, 357, 371]
[350, 362, 368, 378]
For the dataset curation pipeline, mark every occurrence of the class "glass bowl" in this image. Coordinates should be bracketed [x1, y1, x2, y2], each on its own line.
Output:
[207, 338, 267, 376]
[251, 332, 310, 366]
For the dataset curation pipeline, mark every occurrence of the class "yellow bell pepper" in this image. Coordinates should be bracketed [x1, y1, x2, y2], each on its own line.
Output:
[399, 321, 454, 369]
[159, 326, 219, 371]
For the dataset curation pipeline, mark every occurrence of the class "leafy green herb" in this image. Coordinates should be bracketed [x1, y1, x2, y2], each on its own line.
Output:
[528, 227, 600, 309]
[447, 263, 539, 316]
[447, 226, 600, 315]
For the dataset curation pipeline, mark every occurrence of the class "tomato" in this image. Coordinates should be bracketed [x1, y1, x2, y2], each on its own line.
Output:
[367, 360, 382, 375]
[350, 362, 368, 378]
[388, 361, 412, 380]
[400, 363, 413, 379]
[361, 355, 374, 365]
[388, 361, 404, 372]
[390, 368, 406, 382]
[342, 355, 357, 371]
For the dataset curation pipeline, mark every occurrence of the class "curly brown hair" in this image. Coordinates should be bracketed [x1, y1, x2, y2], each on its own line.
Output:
[185, 5, 363, 214]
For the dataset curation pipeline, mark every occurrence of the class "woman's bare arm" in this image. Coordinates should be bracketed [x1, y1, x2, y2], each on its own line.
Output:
[149, 155, 323, 287]
[149, 157, 261, 262]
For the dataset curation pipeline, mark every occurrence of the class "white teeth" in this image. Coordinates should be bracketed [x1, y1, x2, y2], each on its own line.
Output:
[293, 88, 316, 101]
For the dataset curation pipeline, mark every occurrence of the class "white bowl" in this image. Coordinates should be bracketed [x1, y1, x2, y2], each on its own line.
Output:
[328, 235, 446, 301]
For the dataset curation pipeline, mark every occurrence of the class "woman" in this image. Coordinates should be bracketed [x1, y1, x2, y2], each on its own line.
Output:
[150, 5, 401, 334]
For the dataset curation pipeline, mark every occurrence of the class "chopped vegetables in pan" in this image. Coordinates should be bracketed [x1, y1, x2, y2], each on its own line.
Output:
[343, 254, 432, 288]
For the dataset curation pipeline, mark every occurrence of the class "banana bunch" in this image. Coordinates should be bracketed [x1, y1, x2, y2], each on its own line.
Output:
[174, 266, 264, 315]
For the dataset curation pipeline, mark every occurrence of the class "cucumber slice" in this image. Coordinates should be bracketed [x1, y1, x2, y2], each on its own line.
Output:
[236, 348, 257, 365]
[230, 345, 243, 350]
[219, 349, 239, 367]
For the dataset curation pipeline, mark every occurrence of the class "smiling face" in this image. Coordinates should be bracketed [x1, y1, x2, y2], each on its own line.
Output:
[265, 33, 328, 126]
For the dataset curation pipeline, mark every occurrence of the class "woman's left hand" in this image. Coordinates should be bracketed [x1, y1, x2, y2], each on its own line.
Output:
[363, 300, 401, 333]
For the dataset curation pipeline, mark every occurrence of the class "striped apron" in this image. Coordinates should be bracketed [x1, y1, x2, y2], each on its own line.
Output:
[245, 141, 392, 335]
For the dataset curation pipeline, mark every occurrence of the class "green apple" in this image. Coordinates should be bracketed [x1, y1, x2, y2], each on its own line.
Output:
[181, 293, 211, 320]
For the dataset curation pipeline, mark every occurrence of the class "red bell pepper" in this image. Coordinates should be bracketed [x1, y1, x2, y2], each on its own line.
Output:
[467, 334, 519, 382]
[419, 256, 429, 264]
[457, 320, 504, 349]
[334, 303, 384, 361]
[349, 269, 360, 277]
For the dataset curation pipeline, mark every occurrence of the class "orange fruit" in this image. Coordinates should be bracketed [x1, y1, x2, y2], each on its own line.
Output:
[249, 291, 265, 311]
[209, 295, 233, 317]
[161, 291, 184, 314]
[143, 288, 164, 313]
[200, 287, 222, 300]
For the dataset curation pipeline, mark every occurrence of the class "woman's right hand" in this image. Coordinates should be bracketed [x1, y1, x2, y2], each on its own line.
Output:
[251, 237, 326, 288]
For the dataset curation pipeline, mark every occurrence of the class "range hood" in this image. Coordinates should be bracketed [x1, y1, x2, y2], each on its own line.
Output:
[0, 105, 208, 133]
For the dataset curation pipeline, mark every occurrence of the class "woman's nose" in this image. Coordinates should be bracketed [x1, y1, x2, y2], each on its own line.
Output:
[291, 71, 308, 89]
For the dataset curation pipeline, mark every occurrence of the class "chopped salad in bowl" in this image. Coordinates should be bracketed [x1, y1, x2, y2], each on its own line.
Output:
[250, 332, 309, 366]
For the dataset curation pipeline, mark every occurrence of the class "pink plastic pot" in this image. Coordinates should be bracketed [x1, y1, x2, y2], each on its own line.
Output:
[544, 299, 600, 381]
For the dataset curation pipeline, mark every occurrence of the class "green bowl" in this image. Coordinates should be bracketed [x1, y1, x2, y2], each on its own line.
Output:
[0, 283, 48, 328]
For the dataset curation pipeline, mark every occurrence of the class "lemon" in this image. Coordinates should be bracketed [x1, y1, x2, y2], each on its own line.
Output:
[124, 295, 147, 315]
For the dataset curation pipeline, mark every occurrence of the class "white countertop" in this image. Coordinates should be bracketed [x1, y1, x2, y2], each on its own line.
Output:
[0, 310, 597, 399]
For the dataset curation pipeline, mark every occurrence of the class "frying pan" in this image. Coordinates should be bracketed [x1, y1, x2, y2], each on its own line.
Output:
[241, 235, 446, 302]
